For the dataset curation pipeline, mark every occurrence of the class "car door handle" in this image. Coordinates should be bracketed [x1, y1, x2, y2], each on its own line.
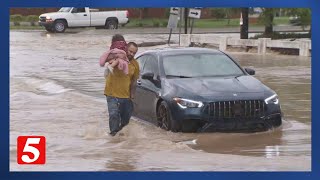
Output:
[83, 14, 87, 16]
[137, 79, 142, 86]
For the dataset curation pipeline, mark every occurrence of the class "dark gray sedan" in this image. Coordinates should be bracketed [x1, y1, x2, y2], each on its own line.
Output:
[132, 47, 282, 132]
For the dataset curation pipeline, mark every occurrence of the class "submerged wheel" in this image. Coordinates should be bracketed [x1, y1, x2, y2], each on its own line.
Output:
[54, 20, 67, 33]
[157, 101, 181, 132]
[105, 19, 118, 29]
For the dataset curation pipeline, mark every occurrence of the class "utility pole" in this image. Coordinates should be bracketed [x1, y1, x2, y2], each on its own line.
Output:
[184, 8, 188, 34]
[240, 8, 249, 39]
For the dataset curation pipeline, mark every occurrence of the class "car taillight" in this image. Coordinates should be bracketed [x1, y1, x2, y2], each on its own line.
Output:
[126, 10, 129, 17]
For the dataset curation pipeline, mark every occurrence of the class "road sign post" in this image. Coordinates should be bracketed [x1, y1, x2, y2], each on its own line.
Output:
[179, 8, 184, 46]
[188, 8, 202, 35]
[190, 18, 195, 34]
[167, 10, 180, 45]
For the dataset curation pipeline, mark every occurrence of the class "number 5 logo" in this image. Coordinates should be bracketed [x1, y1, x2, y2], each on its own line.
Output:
[17, 136, 46, 164]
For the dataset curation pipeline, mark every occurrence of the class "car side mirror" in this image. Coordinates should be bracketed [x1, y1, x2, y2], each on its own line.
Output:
[141, 72, 154, 80]
[245, 68, 255, 75]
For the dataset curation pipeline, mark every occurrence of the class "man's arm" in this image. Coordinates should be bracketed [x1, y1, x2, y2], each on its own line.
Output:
[130, 61, 140, 99]
[130, 80, 137, 99]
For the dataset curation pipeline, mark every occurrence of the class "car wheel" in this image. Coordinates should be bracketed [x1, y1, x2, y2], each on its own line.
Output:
[54, 20, 67, 33]
[105, 19, 118, 29]
[157, 101, 181, 132]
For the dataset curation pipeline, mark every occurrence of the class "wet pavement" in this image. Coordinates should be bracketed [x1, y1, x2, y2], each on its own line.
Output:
[10, 30, 311, 171]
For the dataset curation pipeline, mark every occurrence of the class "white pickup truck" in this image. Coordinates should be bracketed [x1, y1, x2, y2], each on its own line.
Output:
[38, 7, 129, 33]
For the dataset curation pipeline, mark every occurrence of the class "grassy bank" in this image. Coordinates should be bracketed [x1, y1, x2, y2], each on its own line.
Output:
[10, 25, 43, 30]
[125, 17, 291, 28]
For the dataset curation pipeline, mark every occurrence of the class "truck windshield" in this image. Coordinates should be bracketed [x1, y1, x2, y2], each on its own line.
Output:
[58, 7, 72, 12]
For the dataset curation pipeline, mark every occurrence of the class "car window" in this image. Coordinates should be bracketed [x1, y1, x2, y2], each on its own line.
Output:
[162, 53, 244, 77]
[136, 55, 147, 72]
[143, 55, 158, 75]
[72, 8, 86, 13]
[77, 8, 86, 13]
[58, 7, 72, 12]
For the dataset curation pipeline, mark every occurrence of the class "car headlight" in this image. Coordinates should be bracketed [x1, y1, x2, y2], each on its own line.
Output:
[264, 94, 279, 105]
[173, 98, 204, 109]
[46, 16, 51, 19]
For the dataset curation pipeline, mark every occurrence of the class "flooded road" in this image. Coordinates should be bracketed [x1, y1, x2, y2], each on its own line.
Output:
[10, 30, 311, 171]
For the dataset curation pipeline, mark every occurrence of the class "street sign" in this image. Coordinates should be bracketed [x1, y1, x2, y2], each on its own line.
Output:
[167, 14, 179, 29]
[188, 8, 201, 19]
[170, 7, 180, 15]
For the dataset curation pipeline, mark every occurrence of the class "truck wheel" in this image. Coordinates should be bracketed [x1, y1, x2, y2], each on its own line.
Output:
[54, 20, 67, 33]
[105, 19, 118, 29]
[45, 27, 55, 33]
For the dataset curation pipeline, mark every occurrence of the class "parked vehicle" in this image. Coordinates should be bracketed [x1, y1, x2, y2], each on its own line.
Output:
[289, 16, 302, 26]
[38, 7, 129, 33]
[132, 47, 282, 133]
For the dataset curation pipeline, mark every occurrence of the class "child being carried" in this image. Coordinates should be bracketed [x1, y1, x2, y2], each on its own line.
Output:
[99, 34, 129, 78]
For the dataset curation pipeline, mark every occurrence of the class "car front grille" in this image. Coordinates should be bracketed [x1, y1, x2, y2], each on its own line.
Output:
[205, 100, 266, 119]
[39, 16, 46, 22]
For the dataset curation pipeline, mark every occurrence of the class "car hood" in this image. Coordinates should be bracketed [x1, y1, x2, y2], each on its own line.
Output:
[164, 75, 271, 100]
[39, 12, 63, 18]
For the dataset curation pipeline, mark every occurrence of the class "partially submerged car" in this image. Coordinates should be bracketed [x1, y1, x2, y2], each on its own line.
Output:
[132, 47, 282, 132]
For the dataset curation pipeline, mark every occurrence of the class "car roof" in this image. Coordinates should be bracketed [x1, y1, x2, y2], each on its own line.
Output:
[138, 47, 224, 57]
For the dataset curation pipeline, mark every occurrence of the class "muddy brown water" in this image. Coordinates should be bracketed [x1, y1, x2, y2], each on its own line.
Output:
[10, 30, 311, 171]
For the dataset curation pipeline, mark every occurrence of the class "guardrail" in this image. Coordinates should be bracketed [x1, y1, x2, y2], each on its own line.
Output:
[180, 34, 311, 56]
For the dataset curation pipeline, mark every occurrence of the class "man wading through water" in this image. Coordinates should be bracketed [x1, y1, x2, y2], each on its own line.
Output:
[101, 35, 139, 136]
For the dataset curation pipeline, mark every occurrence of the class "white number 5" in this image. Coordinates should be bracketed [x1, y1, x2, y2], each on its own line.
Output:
[21, 138, 41, 163]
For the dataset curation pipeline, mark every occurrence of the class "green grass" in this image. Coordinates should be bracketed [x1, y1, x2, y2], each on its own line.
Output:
[193, 19, 240, 28]
[10, 25, 43, 30]
[255, 16, 291, 26]
[273, 16, 290, 25]
[126, 17, 291, 28]
[10, 15, 38, 22]
[125, 18, 168, 28]
[126, 18, 243, 28]
[251, 32, 310, 39]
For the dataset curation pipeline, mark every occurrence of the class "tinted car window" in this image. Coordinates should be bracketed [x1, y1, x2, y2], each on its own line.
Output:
[162, 53, 244, 77]
[143, 55, 158, 75]
[77, 8, 86, 13]
[72, 8, 85, 13]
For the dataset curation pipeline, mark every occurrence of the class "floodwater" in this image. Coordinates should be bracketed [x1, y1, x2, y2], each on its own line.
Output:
[9, 30, 311, 171]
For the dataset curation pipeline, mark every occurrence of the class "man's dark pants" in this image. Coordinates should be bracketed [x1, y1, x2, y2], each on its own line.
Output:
[106, 96, 133, 135]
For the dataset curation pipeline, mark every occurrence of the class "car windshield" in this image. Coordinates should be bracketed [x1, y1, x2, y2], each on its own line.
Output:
[58, 7, 72, 12]
[162, 53, 244, 78]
